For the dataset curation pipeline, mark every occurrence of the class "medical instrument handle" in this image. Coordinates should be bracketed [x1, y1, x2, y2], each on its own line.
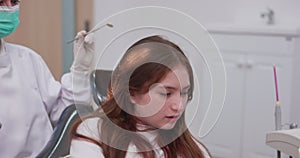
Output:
[275, 102, 282, 130]
[67, 23, 113, 44]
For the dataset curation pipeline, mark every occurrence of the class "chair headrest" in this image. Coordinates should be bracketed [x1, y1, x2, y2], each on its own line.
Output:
[90, 70, 112, 106]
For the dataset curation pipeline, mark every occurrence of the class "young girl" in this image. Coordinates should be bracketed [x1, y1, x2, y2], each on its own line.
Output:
[70, 35, 211, 158]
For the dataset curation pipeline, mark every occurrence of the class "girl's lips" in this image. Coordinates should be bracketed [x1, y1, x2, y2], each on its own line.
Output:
[165, 115, 180, 122]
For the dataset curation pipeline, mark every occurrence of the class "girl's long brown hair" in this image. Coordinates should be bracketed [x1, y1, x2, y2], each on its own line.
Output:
[71, 35, 210, 158]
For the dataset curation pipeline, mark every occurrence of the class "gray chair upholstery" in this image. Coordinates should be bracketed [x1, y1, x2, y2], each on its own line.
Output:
[36, 104, 93, 158]
[36, 69, 112, 158]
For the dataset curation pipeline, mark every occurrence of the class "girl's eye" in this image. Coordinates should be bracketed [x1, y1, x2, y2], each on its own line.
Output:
[181, 91, 189, 96]
[159, 92, 171, 97]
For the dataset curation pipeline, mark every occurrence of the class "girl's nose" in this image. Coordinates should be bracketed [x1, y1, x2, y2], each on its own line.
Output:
[170, 95, 185, 111]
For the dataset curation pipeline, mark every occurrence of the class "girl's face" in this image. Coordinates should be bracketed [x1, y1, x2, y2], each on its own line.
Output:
[131, 65, 190, 130]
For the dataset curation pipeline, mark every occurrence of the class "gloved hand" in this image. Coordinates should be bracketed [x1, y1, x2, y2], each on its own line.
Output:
[71, 30, 95, 72]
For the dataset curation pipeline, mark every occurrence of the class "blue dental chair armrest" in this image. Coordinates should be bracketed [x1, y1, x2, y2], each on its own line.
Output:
[36, 104, 93, 158]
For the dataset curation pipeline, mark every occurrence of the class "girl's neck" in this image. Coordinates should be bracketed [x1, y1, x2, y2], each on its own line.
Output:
[136, 123, 157, 132]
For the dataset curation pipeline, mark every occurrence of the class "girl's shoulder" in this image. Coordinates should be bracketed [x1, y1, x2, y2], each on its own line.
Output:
[76, 117, 102, 142]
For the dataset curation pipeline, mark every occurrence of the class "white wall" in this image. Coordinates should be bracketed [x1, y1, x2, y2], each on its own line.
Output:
[235, 0, 300, 26]
[94, 0, 300, 27]
[94, 0, 237, 26]
[92, 0, 241, 70]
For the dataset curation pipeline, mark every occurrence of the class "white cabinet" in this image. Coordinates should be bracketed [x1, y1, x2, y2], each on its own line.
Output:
[201, 33, 296, 158]
[201, 52, 245, 158]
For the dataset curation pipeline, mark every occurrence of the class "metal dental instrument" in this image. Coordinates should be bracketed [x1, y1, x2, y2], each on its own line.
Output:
[67, 23, 113, 44]
[273, 65, 282, 158]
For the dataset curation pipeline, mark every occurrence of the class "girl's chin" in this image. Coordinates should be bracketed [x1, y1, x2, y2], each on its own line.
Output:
[158, 122, 177, 130]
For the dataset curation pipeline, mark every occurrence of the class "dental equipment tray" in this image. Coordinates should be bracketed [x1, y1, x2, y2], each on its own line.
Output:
[266, 128, 300, 158]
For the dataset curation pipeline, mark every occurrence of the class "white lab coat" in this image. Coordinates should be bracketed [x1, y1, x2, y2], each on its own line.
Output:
[70, 117, 211, 158]
[0, 40, 91, 158]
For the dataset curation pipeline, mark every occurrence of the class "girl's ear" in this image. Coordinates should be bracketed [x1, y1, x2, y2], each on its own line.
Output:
[130, 94, 137, 104]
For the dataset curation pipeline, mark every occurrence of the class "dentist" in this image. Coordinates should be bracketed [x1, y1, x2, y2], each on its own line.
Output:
[0, 0, 94, 157]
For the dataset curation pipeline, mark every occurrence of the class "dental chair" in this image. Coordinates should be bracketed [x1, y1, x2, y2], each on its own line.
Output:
[36, 104, 93, 158]
[36, 69, 112, 158]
